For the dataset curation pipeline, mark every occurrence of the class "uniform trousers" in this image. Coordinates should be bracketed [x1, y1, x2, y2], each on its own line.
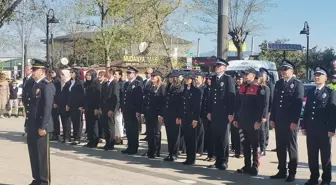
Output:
[164, 116, 181, 157]
[307, 133, 332, 182]
[202, 117, 214, 158]
[52, 107, 60, 136]
[196, 119, 204, 155]
[275, 126, 298, 175]
[242, 128, 259, 167]
[213, 123, 229, 167]
[86, 110, 99, 146]
[182, 122, 197, 163]
[70, 108, 83, 141]
[102, 110, 116, 148]
[123, 111, 139, 153]
[98, 116, 104, 139]
[258, 123, 266, 151]
[230, 122, 241, 154]
[27, 131, 51, 185]
[146, 116, 161, 156]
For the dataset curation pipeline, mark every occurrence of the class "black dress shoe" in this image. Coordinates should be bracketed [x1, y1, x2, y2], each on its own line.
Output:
[29, 180, 40, 185]
[148, 155, 155, 159]
[127, 151, 137, 155]
[250, 166, 258, 176]
[285, 175, 295, 182]
[156, 152, 160, 157]
[121, 149, 129, 154]
[270, 171, 287, 179]
[104, 146, 114, 151]
[217, 165, 227, 170]
[182, 160, 195, 165]
[207, 164, 217, 169]
[304, 179, 318, 185]
[319, 181, 330, 185]
[71, 140, 81, 145]
[236, 166, 251, 174]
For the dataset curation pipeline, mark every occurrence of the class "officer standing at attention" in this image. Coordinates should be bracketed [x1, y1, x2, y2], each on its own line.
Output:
[270, 60, 304, 182]
[301, 67, 336, 185]
[177, 72, 202, 165]
[207, 58, 236, 170]
[22, 64, 35, 135]
[27, 59, 55, 185]
[121, 67, 143, 155]
[194, 72, 206, 156]
[234, 68, 266, 176]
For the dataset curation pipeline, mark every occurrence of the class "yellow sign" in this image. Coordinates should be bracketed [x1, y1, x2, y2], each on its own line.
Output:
[229, 41, 247, 52]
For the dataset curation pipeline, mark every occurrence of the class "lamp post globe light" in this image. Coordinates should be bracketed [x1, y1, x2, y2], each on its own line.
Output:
[300, 21, 310, 80]
[46, 9, 59, 68]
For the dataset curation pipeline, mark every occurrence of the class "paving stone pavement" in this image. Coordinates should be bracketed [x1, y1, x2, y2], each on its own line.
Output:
[0, 117, 335, 185]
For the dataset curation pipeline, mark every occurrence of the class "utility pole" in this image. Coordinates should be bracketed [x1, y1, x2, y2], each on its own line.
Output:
[217, 0, 229, 59]
[21, 0, 26, 79]
[197, 38, 200, 57]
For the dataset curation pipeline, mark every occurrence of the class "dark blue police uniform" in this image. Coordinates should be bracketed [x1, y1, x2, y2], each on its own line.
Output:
[301, 67, 336, 185]
[270, 60, 304, 182]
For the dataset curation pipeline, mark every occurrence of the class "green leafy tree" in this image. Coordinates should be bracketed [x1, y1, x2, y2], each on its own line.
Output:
[0, 0, 23, 28]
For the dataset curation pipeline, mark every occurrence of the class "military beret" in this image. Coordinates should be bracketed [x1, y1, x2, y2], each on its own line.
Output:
[127, 66, 138, 73]
[281, 60, 295, 69]
[215, 58, 229, 66]
[31, 59, 48, 69]
[314, 66, 328, 76]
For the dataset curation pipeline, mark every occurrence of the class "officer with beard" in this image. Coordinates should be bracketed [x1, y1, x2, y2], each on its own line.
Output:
[207, 58, 236, 170]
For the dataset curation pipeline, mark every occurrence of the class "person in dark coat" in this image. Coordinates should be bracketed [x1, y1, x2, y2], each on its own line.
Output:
[177, 72, 202, 165]
[260, 67, 275, 154]
[67, 68, 85, 145]
[100, 68, 120, 150]
[141, 68, 153, 139]
[256, 71, 270, 156]
[22, 64, 34, 135]
[234, 68, 266, 176]
[59, 69, 72, 143]
[202, 73, 215, 161]
[145, 71, 165, 158]
[163, 71, 184, 162]
[97, 71, 107, 141]
[49, 68, 62, 141]
[121, 67, 143, 155]
[26, 59, 55, 185]
[270, 60, 304, 182]
[194, 72, 205, 156]
[301, 67, 336, 185]
[83, 70, 101, 148]
[114, 68, 126, 145]
[231, 72, 244, 158]
[207, 58, 236, 170]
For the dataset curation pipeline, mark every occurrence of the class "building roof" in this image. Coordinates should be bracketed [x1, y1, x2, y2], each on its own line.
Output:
[41, 31, 192, 45]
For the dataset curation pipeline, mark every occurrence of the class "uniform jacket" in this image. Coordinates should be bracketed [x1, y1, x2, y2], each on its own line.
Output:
[67, 80, 85, 109]
[100, 79, 120, 112]
[52, 77, 61, 105]
[270, 77, 304, 125]
[84, 79, 101, 111]
[178, 85, 202, 123]
[301, 86, 336, 135]
[266, 81, 275, 113]
[22, 76, 35, 106]
[122, 79, 143, 114]
[28, 78, 55, 132]
[234, 83, 266, 130]
[58, 81, 71, 116]
[118, 80, 126, 111]
[199, 84, 208, 118]
[163, 84, 184, 119]
[146, 84, 166, 117]
[142, 79, 153, 115]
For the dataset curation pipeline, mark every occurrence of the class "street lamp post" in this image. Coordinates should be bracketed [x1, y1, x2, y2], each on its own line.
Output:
[46, 9, 59, 68]
[300, 21, 310, 80]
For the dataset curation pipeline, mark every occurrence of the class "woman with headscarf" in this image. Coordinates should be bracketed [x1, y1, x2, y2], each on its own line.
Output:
[83, 69, 101, 148]
[0, 73, 9, 118]
[59, 69, 72, 143]
[67, 68, 85, 145]
[49, 68, 62, 141]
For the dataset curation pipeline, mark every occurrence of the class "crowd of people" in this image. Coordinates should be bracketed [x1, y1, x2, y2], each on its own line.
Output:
[20, 57, 335, 185]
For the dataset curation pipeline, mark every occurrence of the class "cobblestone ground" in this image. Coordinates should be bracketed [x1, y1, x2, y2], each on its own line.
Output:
[0, 117, 335, 185]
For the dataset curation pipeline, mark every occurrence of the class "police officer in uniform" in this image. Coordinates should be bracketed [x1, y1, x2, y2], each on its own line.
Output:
[23, 64, 35, 135]
[207, 58, 236, 170]
[27, 59, 55, 185]
[121, 67, 143, 155]
[177, 72, 202, 165]
[231, 71, 244, 158]
[234, 67, 266, 176]
[270, 60, 304, 182]
[301, 67, 336, 185]
[195, 72, 206, 156]
[202, 73, 215, 161]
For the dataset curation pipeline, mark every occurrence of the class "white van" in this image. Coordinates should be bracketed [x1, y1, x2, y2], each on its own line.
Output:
[226, 60, 279, 84]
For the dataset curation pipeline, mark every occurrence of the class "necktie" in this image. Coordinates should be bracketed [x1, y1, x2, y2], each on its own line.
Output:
[315, 89, 320, 95]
